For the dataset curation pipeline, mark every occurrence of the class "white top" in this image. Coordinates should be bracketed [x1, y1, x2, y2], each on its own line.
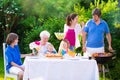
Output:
[29, 42, 56, 55]
[38, 42, 57, 55]
[64, 24, 82, 48]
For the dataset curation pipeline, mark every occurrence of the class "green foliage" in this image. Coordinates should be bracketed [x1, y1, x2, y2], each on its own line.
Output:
[22, 17, 65, 53]
[20, 0, 79, 18]
[110, 58, 120, 80]
[0, 0, 24, 42]
[74, 0, 119, 23]
[74, 3, 91, 23]
[13, 16, 39, 53]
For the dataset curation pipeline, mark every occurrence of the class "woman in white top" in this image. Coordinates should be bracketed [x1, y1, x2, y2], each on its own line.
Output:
[64, 14, 84, 48]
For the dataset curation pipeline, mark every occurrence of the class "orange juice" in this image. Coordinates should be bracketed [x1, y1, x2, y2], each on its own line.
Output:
[68, 50, 76, 57]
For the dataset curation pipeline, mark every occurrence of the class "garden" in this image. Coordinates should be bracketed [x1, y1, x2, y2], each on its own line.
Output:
[0, 0, 120, 80]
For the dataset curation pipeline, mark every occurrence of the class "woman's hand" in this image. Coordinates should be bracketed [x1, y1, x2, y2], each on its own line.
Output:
[81, 21, 85, 29]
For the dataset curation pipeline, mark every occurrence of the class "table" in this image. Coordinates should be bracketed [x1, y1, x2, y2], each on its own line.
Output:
[23, 56, 99, 80]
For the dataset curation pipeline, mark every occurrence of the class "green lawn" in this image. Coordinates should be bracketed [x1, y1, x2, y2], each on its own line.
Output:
[0, 57, 4, 80]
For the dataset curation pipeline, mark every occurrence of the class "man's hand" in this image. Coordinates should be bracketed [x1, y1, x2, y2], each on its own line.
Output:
[108, 45, 113, 52]
[82, 45, 86, 53]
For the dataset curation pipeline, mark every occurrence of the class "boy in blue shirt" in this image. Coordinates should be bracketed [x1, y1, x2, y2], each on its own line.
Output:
[6, 33, 33, 80]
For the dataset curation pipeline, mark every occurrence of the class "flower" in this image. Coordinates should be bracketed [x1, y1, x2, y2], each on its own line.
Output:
[29, 41, 41, 50]
[35, 41, 40, 45]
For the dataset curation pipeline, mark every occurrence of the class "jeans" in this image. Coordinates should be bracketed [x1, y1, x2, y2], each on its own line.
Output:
[69, 46, 74, 51]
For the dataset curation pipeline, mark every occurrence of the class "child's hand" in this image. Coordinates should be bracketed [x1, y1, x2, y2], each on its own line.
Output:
[28, 53, 35, 56]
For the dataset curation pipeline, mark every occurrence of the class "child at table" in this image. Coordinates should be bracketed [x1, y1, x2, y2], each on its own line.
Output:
[5, 33, 33, 80]
[45, 43, 57, 54]
[58, 39, 75, 57]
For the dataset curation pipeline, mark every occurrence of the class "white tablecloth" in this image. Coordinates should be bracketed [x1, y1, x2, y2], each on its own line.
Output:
[23, 56, 99, 80]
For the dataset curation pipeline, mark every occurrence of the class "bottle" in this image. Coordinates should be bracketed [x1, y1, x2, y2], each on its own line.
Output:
[32, 48, 38, 56]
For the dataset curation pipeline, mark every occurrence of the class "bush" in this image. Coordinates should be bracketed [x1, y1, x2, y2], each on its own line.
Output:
[22, 17, 65, 53]
[109, 58, 120, 80]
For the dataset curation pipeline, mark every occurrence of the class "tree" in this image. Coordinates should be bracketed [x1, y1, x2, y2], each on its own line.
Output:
[0, 0, 23, 42]
[20, 0, 79, 18]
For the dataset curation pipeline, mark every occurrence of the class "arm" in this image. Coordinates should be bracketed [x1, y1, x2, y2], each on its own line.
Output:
[81, 21, 85, 30]
[80, 21, 85, 36]
[21, 53, 34, 58]
[64, 24, 68, 33]
[106, 33, 113, 51]
[75, 24, 82, 36]
[82, 31, 87, 52]
[58, 41, 63, 54]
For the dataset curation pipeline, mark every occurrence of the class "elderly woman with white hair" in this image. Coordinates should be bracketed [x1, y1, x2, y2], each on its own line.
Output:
[29, 30, 56, 55]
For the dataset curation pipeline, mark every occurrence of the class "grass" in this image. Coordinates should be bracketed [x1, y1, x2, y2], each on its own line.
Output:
[0, 57, 16, 80]
[0, 57, 4, 80]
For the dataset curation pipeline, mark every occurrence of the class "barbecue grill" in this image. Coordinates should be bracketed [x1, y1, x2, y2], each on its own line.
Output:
[93, 51, 116, 80]
[94, 53, 115, 64]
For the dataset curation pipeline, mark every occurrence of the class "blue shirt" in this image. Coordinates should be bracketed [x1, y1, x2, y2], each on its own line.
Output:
[45, 50, 57, 54]
[5, 45, 22, 72]
[61, 49, 67, 56]
[83, 19, 110, 48]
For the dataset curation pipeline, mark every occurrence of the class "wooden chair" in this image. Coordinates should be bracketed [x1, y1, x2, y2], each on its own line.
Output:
[3, 43, 18, 80]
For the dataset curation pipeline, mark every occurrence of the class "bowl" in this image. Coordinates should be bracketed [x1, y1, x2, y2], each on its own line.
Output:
[54, 32, 64, 40]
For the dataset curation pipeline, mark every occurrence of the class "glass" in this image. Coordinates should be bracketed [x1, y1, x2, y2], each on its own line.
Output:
[32, 48, 38, 56]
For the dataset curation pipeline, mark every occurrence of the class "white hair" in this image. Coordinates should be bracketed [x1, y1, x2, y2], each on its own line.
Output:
[40, 30, 50, 38]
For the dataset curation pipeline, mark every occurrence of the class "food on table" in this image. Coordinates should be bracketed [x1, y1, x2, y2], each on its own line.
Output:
[45, 53, 63, 59]
[92, 52, 112, 57]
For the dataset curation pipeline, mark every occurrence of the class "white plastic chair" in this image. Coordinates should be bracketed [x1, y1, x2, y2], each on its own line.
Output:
[3, 43, 18, 80]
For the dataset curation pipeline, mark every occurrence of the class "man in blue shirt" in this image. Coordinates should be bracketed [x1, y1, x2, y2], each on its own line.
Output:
[82, 8, 113, 56]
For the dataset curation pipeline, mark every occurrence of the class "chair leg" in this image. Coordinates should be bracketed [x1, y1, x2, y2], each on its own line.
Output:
[4, 76, 7, 80]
